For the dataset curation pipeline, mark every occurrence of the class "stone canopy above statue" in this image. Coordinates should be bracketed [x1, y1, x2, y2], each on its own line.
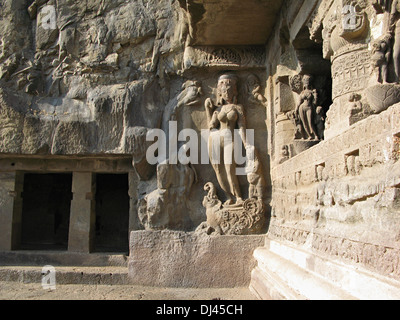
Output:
[179, 0, 284, 45]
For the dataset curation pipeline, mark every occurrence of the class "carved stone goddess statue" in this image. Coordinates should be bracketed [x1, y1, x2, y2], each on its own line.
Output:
[295, 74, 319, 140]
[204, 73, 247, 205]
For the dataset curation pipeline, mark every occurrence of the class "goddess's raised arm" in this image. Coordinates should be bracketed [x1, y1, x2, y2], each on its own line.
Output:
[236, 104, 248, 148]
[205, 98, 214, 124]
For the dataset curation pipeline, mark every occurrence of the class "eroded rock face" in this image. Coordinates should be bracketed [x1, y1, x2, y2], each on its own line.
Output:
[0, 0, 187, 155]
[0, 0, 271, 234]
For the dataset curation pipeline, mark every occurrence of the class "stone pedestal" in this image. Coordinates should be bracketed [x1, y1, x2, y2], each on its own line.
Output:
[68, 172, 96, 253]
[128, 230, 265, 288]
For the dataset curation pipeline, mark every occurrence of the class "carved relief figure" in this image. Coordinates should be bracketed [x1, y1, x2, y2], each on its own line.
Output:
[246, 74, 267, 105]
[246, 147, 266, 201]
[294, 74, 320, 141]
[132, 127, 155, 181]
[372, 0, 400, 82]
[198, 73, 267, 236]
[26, 53, 44, 95]
[205, 73, 247, 205]
[171, 80, 203, 120]
[389, 0, 400, 82]
[278, 145, 290, 164]
[136, 81, 202, 231]
[138, 163, 197, 231]
[371, 34, 391, 83]
[366, 1, 400, 114]
[348, 93, 363, 116]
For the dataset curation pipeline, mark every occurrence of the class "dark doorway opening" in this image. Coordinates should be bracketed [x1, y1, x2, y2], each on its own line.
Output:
[95, 174, 129, 253]
[21, 173, 73, 250]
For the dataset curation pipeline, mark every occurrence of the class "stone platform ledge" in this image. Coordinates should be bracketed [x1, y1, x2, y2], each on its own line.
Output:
[273, 102, 400, 179]
[128, 230, 265, 288]
[0, 250, 128, 267]
[250, 240, 400, 300]
[0, 266, 129, 285]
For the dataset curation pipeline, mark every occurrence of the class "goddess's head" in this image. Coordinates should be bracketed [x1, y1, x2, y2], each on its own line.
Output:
[302, 74, 313, 90]
[217, 73, 238, 105]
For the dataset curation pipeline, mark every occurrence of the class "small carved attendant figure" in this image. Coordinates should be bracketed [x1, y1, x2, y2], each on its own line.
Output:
[390, 0, 400, 82]
[246, 147, 266, 201]
[348, 93, 363, 115]
[295, 75, 319, 140]
[315, 106, 326, 141]
[278, 145, 290, 164]
[371, 0, 400, 82]
[205, 73, 247, 205]
[371, 35, 391, 84]
[246, 74, 267, 105]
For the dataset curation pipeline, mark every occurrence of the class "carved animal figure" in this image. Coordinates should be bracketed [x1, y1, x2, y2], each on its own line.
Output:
[170, 80, 202, 121]
[138, 163, 197, 231]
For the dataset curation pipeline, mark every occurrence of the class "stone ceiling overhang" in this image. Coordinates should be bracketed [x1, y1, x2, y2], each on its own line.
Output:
[180, 0, 284, 46]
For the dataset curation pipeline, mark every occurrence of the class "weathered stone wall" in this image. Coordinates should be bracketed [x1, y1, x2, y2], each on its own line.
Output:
[251, 0, 400, 298]
[0, 0, 186, 156]
[270, 102, 400, 280]
[3, 0, 400, 296]
[0, 0, 272, 234]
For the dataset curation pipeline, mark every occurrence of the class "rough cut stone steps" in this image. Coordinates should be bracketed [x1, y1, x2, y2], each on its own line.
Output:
[0, 251, 129, 285]
[250, 241, 400, 300]
[0, 251, 128, 267]
[0, 266, 130, 285]
[250, 247, 356, 300]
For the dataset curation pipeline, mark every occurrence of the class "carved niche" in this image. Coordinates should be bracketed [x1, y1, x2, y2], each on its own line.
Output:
[286, 73, 329, 155]
[196, 72, 267, 236]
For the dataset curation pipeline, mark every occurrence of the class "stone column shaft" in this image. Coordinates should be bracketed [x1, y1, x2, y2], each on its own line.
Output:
[68, 172, 96, 253]
[0, 172, 23, 251]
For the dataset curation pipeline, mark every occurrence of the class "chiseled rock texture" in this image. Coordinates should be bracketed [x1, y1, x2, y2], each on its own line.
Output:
[0, 0, 187, 155]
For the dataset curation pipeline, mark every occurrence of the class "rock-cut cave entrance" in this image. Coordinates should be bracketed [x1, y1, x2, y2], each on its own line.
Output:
[94, 173, 130, 253]
[21, 173, 73, 251]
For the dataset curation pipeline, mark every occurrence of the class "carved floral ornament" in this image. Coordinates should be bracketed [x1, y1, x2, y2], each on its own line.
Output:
[183, 46, 266, 70]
